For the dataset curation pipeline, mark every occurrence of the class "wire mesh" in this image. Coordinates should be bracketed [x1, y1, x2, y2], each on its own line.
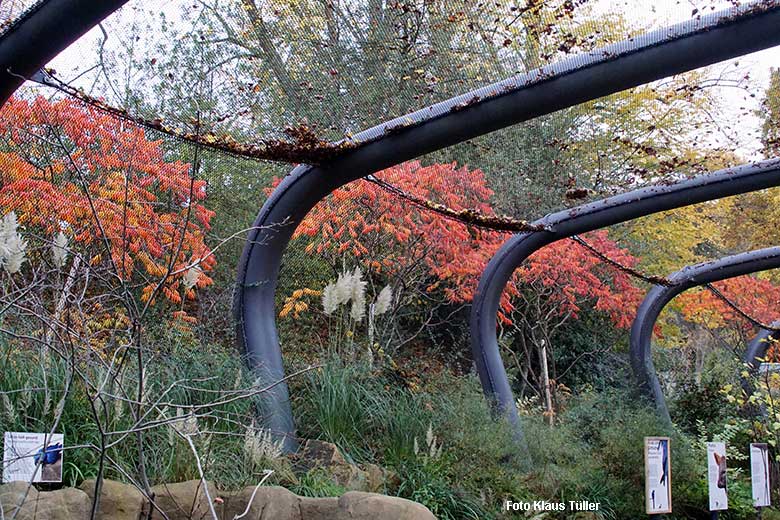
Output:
[3, 0, 780, 491]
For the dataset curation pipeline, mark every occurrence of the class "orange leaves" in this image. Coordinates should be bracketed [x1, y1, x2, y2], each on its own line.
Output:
[163, 286, 183, 305]
[678, 276, 780, 331]
[0, 96, 216, 309]
[516, 232, 643, 328]
[280, 160, 643, 328]
[279, 287, 322, 319]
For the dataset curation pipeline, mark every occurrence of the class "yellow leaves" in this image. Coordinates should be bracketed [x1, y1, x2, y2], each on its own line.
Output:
[625, 203, 722, 275]
[279, 287, 321, 319]
[141, 285, 155, 303]
[292, 288, 320, 298]
[279, 301, 307, 319]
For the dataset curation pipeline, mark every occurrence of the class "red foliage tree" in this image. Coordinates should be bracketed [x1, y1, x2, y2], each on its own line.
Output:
[281, 160, 642, 328]
[677, 276, 780, 331]
[0, 96, 215, 305]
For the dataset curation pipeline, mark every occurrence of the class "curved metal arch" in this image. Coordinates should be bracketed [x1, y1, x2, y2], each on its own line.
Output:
[745, 323, 780, 371]
[471, 161, 780, 450]
[630, 249, 780, 424]
[741, 323, 780, 401]
[0, 0, 129, 105]
[235, 2, 780, 452]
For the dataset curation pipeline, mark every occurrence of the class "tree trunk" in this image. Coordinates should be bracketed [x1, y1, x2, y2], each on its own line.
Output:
[540, 341, 554, 426]
[45, 254, 82, 350]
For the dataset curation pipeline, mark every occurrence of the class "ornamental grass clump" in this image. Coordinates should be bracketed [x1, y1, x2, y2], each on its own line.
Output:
[244, 420, 285, 464]
[51, 230, 69, 269]
[0, 211, 27, 274]
[320, 266, 393, 362]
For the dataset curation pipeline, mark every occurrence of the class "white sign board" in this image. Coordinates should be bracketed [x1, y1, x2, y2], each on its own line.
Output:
[707, 442, 728, 511]
[751, 443, 771, 508]
[645, 437, 672, 514]
[2, 432, 64, 483]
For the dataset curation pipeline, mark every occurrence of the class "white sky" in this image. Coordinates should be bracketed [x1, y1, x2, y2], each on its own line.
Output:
[593, 0, 780, 158]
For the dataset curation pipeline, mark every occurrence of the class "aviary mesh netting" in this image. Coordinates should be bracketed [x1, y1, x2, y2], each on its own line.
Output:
[2, 0, 780, 501]
[14, 3, 776, 324]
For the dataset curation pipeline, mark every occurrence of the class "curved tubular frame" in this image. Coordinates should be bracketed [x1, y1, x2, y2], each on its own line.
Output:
[471, 162, 780, 447]
[741, 323, 780, 402]
[629, 249, 780, 424]
[235, 3, 780, 451]
[744, 322, 780, 370]
[0, 0, 129, 104]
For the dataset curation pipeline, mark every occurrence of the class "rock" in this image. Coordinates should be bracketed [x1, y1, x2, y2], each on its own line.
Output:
[330, 464, 366, 492]
[337, 491, 436, 520]
[0, 481, 90, 520]
[220, 485, 301, 520]
[293, 440, 390, 493]
[296, 439, 348, 469]
[148, 479, 218, 520]
[2, 480, 436, 520]
[298, 496, 340, 518]
[362, 464, 386, 493]
[79, 478, 145, 520]
[218, 485, 436, 520]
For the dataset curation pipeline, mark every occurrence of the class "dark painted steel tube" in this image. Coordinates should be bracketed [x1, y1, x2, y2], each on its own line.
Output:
[0, 0, 130, 105]
[630, 249, 780, 423]
[745, 323, 780, 370]
[235, 2, 780, 451]
[472, 162, 780, 450]
[741, 322, 780, 415]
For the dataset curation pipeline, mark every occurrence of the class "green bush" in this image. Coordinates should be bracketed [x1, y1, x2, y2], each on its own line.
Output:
[394, 456, 486, 520]
[0, 339, 277, 489]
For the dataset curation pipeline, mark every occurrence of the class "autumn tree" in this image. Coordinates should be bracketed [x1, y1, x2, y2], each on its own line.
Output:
[284, 160, 643, 418]
[0, 94, 223, 494]
[762, 68, 780, 156]
[0, 95, 215, 316]
[677, 276, 780, 366]
[499, 231, 642, 420]
[276, 161, 504, 357]
[714, 69, 780, 263]
[64, 0, 733, 226]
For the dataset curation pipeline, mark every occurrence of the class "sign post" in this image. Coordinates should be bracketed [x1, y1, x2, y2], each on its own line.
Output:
[2, 432, 64, 484]
[707, 442, 728, 518]
[750, 443, 770, 518]
[645, 437, 672, 516]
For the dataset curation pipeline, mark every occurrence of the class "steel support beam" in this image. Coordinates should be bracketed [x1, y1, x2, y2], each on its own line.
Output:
[471, 162, 780, 452]
[235, 2, 780, 452]
[744, 323, 780, 370]
[0, 0, 129, 105]
[741, 323, 780, 408]
[630, 249, 780, 423]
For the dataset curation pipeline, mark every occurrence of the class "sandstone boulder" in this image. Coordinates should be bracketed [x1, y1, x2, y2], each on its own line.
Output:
[296, 439, 347, 468]
[1, 479, 437, 520]
[337, 491, 436, 520]
[220, 485, 301, 520]
[148, 479, 218, 520]
[79, 478, 145, 520]
[0, 481, 90, 520]
[218, 485, 436, 520]
[292, 440, 389, 493]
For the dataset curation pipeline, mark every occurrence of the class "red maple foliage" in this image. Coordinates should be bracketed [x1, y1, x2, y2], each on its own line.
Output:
[0, 96, 215, 304]
[677, 275, 780, 331]
[280, 160, 642, 327]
